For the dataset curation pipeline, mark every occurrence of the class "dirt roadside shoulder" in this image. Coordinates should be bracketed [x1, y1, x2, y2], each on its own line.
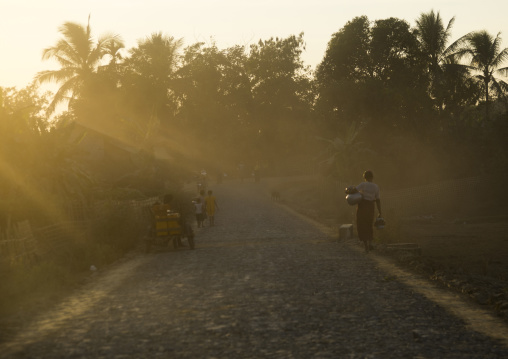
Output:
[262, 175, 508, 326]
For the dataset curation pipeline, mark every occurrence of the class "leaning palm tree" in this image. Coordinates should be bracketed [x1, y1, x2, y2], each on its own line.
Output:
[450, 31, 508, 120]
[35, 16, 123, 114]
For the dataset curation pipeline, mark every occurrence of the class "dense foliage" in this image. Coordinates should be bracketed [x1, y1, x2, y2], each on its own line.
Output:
[1, 11, 508, 212]
[315, 13, 508, 184]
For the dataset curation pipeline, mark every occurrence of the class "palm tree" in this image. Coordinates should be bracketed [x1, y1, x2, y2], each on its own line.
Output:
[35, 16, 123, 114]
[415, 10, 461, 111]
[415, 10, 455, 75]
[451, 31, 508, 120]
[122, 33, 183, 128]
[104, 37, 125, 67]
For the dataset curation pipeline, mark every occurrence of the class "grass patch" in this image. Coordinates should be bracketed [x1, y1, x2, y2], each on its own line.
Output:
[0, 200, 146, 328]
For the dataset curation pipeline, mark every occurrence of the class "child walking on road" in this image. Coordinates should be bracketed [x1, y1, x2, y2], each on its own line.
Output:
[194, 198, 204, 228]
[205, 190, 219, 226]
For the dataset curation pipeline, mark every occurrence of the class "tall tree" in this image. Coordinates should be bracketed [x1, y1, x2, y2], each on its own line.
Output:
[451, 31, 508, 120]
[415, 10, 455, 76]
[174, 42, 251, 161]
[316, 16, 372, 84]
[246, 33, 314, 165]
[370, 17, 422, 85]
[0, 85, 92, 226]
[35, 16, 123, 114]
[369, 17, 429, 132]
[315, 16, 372, 130]
[123, 33, 183, 125]
[316, 16, 428, 136]
[415, 10, 480, 121]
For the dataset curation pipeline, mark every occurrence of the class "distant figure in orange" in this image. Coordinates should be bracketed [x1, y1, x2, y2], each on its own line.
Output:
[204, 190, 219, 226]
[355, 171, 382, 253]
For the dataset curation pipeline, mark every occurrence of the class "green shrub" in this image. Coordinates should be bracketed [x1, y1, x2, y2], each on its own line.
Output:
[90, 201, 145, 253]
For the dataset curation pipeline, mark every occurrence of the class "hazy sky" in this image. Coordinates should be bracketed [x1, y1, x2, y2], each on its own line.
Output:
[1, 0, 507, 89]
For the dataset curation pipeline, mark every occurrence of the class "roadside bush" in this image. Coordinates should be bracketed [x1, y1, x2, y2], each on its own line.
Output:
[0, 261, 74, 318]
[90, 201, 145, 253]
[52, 239, 119, 272]
[0, 198, 149, 322]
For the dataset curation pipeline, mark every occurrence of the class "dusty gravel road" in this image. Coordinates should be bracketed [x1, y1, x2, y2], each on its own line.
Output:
[2, 180, 508, 358]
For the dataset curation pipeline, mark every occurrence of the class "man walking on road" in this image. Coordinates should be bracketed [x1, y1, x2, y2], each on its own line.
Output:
[355, 170, 381, 253]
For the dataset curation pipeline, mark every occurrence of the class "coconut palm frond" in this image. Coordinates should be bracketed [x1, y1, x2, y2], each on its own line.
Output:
[103, 37, 125, 65]
[492, 48, 508, 69]
[445, 31, 475, 58]
[40, 17, 123, 114]
[56, 38, 83, 62]
[496, 65, 508, 78]
[416, 10, 455, 65]
[46, 78, 79, 114]
[35, 68, 76, 85]
[58, 22, 94, 61]
[491, 79, 508, 98]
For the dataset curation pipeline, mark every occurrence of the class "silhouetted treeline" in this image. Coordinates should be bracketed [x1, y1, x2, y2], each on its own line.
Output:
[315, 14, 508, 186]
[1, 10, 508, 212]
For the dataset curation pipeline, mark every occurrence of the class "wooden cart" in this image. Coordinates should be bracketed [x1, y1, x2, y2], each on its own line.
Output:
[145, 204, 195, 252]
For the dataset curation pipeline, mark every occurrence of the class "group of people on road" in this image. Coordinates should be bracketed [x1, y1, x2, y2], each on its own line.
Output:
[237, 161, 262, 183]
[163, 169, 378, 250]
[193, 189, 219, 228]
